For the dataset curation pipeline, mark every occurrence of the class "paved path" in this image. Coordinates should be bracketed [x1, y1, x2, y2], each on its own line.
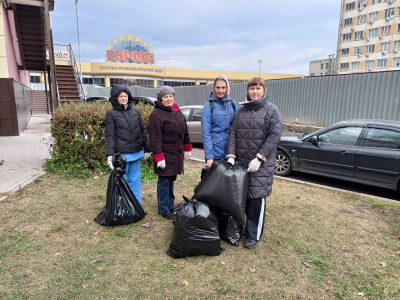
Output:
[0, 115, 51, 201]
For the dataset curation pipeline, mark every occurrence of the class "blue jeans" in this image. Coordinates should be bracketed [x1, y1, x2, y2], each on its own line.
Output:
[123, 158, 142, 203]
[157, 175, 177, 214]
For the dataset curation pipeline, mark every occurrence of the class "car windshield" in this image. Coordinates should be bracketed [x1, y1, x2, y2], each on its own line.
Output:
[301, 128, 324, 140]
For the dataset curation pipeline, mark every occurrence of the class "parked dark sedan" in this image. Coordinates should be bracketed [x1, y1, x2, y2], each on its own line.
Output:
[275, 119, 400, 193]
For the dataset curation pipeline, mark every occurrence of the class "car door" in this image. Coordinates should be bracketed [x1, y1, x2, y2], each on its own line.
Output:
[181, 107, 201, 144]
[188, 108, 203, 144]
[354, 126, 400, 188]
[297, 126, 363, 177]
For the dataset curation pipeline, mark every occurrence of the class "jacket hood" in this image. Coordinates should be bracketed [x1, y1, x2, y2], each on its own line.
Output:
[213, 74, 231, 98]
[209, 91, 232, 102]
[109, 85, 133, 109]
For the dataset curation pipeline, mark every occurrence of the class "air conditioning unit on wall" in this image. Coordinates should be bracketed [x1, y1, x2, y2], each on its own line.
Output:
[394, 49, 398, 53]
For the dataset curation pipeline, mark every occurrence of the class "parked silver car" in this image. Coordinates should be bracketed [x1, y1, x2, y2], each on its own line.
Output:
[180, 105, 203, 144]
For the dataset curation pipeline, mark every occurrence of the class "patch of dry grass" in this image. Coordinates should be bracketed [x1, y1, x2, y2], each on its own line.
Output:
[1, 160, 399, 299]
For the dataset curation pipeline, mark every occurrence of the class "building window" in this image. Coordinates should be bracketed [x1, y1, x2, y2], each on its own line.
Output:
[385, 8, 394, 18]
[162, 80, 196, 87]
[354, 46, 363, 55]
[311, 73, 315, 76]
[369, 28, 378, 37]
[355, 31, 364, 40]
[369, 11, 378, 22]
[358, 0, 366, 9]
[30, 75, 40, 83]
[320, 63, 324, 69]
[340, 63, 349, 71]
[398, 24, 400, 33]
[352, 62, 360, 70]
[93, 78, 105, 87]
[365, 60, 374, 69]
[82, 77, 93, 85]
[343, 33, 352, 42]
[344, 18, 353, 27]
[393, 58, 400, 67]
[372, 0, 380, 4]
[110, 77, 154, 88]
[346, 2, 355, 11]
[357, 15, 366, 24]
[341, 48, 349, 56]
[394, 40, 400, 50]
[381, 42, 390, 52]
[381, 25, 391, 35]
[377, 59, 387, 68]
[366, 44, 375, 53]
[326, 63, 330, 69]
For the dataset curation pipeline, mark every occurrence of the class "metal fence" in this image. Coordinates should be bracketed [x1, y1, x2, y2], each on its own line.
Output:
[84, 70, 400, 127]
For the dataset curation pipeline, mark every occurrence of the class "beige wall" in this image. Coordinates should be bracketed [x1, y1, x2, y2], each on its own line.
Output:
[71, 61, 303, 82]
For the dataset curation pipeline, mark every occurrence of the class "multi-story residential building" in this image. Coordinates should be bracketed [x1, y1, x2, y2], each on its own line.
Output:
[309, 55, 337, 76]
[337, 0, 400, 74]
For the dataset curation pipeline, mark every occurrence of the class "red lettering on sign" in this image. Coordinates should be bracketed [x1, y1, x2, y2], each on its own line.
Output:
[148, 54, 154, 64]
[124, 51, 132, 60]
[141, 52, 148, 63]
[107, 50, 115, 61]
[133, 52, 140, 62]
[115, 50, 123, 61]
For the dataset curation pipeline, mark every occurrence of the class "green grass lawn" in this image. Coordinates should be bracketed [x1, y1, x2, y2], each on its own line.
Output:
[1, 160, 399, 299]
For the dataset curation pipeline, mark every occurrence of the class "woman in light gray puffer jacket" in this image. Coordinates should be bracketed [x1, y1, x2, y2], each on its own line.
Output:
[226, 77, 282, 249]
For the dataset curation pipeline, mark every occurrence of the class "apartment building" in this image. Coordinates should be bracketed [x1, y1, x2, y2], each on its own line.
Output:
[337, 0, 400, 74]
[309, 55, 337, 76]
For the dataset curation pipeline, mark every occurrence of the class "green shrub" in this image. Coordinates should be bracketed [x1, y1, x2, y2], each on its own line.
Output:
[45, 102, 154, 179]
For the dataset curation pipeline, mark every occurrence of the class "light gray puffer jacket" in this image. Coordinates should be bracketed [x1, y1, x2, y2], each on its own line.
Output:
[227, 95, 282, 199]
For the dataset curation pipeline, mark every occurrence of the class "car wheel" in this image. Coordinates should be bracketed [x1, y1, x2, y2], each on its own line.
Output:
[275, 150, 292, 176]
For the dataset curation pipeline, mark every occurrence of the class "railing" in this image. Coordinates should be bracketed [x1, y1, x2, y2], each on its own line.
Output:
[53, 43, 86, 102]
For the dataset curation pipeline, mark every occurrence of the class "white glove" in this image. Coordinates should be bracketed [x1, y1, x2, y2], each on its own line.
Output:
[247, 157, 262, 173]
[144, 152, 152, 160]
[184, 151, 191, 160]
[157, 160, 166, 169]
[227, 158, 235, 165]
[107, 156, 114, 170]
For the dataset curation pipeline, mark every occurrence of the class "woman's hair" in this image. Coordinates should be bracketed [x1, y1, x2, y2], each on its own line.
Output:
[247, 77, 266, 92]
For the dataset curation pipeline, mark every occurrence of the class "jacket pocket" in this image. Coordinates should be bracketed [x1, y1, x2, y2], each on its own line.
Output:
[162, 146, 176, 163]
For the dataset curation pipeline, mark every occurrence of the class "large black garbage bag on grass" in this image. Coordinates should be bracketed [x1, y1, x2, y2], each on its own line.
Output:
[217, 211, 243, 246]
[167, 197, 222, 258]
[193, 161, 249, 225]
[94, 154, 146, 226]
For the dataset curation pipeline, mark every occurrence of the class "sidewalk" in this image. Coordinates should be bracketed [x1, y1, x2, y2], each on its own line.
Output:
[0, 115, 51, 201]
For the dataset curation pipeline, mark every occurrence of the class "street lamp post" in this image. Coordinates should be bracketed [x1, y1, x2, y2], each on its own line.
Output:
[74, 0, 82, 80]
[258, 59, 263, 77]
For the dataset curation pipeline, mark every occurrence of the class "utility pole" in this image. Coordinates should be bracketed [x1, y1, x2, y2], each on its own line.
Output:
[74, 0, 82, 80]
[258, 59, 263, 77]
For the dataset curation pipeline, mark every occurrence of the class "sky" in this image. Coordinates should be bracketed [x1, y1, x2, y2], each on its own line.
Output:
[51, 0, 341, 75]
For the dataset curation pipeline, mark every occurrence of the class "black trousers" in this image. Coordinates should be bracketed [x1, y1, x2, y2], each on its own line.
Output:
[245, 197, 266, 241]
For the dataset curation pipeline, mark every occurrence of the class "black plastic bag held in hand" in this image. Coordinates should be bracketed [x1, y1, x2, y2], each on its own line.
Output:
[167, 197, 222, 258]
[95, 153, 146, 226]
[193, 160, 249, 225]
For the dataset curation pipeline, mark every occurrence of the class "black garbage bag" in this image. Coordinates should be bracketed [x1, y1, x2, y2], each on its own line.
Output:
[217, 211, 243, 246]
[193, 160, 249, 225]
[167, 197, 222, 258]
[94, 153, 146, 226]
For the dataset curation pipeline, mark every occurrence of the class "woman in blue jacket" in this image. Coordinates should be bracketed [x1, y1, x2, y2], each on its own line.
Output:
[201, 74, 238, 168]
